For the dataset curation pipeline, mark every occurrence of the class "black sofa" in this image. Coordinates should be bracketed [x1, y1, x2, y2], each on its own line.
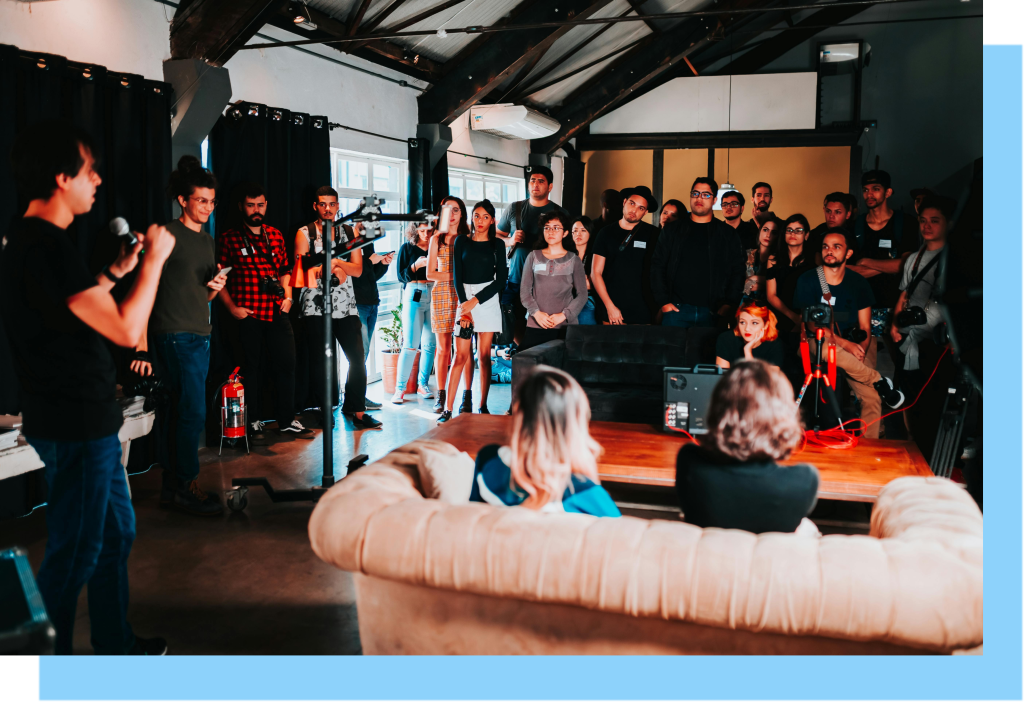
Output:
[511, 325, 719, 424]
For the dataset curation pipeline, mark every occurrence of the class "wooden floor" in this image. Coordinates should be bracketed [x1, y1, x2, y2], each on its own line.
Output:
[425, 414, 934, 502]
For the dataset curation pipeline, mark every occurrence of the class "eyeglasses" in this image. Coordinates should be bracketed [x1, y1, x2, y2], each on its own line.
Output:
[722, 202, 741, 209]
[190, 196, 218, 207]
[690, 191, 714, 200]
[785, 227, 806, 234]
[543, 226, 564, 233]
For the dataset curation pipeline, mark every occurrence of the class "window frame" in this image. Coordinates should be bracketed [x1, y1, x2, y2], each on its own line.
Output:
[447, 167, 526, 228]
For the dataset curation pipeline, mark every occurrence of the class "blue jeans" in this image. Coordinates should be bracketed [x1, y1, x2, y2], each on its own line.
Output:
[27, 433, 136, 655]
[662, 304, 714, 329]
[578, 297, 597, 326]
[152, 333, 210, 486]
[396, 283, 437, 392]
[357, 304, 379, 362]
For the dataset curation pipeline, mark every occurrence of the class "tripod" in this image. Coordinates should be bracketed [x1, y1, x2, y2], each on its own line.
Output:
[225, 197, 439, 512]
[795, 326, 846, 432]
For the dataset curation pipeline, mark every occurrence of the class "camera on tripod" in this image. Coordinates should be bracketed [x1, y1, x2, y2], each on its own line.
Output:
[802, 303, 831, 325]
[261, 275, 287, 298]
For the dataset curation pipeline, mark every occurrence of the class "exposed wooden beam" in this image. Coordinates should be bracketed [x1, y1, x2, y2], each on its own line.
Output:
[438, 0, 543, 78]
[350, 0, 470, 53]
[418, 0, 615, 125]
[625, 0, 660, 33]
[170, 0, 287, 66]
[268, 4, 440, 78]
[347, 0, 375, 35]
[361, 0, 411, 34]
[531, 0, 765, 154]
[516, 35, 647, 99]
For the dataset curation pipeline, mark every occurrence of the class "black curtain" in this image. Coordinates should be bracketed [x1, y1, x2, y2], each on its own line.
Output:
[207, 104, 331, 424]
[0, 44, 172, 518]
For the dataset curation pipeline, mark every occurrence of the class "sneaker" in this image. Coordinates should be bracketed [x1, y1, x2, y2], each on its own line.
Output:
[128, 635, 168, 656]
[249, 420, 266, 440]
[437, 410, 453, 424]
[459, 390, 473, 414]
[364, 397, 382, 410]
[479, 405, 490, 415]
[417, 385, 435, 400]
[172, 480, 224, 517]
[873, 377, 906, 409]
[433, 389, 446, 414]
[351, 413, 383, 429]
[391, 389, 406, 404]
[277, 419, 315, 438]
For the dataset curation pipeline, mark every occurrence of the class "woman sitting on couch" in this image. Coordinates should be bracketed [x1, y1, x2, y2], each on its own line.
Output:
[470, 367, 620, 517]
[675, 360, 819, 534]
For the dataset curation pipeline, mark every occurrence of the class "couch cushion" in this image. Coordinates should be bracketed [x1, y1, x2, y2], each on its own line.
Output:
[584, 385, 663, 424]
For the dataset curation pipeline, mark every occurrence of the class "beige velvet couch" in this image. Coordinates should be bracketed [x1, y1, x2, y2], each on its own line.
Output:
[309, 440, 983, 655]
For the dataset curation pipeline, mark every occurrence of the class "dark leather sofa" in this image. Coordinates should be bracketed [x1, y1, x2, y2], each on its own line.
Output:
[511, 325, 719, 424]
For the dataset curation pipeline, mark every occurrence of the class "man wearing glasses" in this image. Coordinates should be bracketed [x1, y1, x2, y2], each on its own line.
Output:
[131, 156, 229, 516]
[651, 178, 745, 328]
[719, 190, 759, 253]
[591, 185, 661, 324]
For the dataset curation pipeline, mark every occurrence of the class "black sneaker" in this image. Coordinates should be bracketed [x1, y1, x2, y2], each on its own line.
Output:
[437, 410, 453, 424]
[277, 419, 315, 438]
[249, 420, 266, 441]
[364, 397, 382, 410]
[351, 413, 383, 429]
[433, 389, 446, 414]
[479, 405, 490, 415]
[128, 635, 167, 656]
[172, 480, 224, 517]
[459, 390, 473, 414]
[873, 377, 906, 409]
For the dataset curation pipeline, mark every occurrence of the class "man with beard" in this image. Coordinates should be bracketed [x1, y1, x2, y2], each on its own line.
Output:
[751, 181, 775, 229]
[719, 190, 758, 254]
[651, 178, 745, 329]
[591, 185, 660, 324]
[848, 170, 919, 338]
[793, 229, 905, 439]
[216, 184, 312, 441]
[808, 192, 855, 263]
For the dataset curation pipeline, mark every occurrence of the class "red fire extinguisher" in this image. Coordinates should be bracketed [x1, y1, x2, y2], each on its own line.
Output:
[219, 367, 248, 454]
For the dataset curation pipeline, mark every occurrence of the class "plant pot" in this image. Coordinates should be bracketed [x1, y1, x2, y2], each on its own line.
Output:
[381, 351, 420, 395]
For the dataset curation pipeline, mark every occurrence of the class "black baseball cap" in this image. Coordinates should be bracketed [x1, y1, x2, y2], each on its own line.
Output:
[861, 169, 892, 190]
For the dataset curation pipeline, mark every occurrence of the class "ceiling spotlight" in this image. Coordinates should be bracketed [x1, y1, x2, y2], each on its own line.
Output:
[291, 3, 317, 30]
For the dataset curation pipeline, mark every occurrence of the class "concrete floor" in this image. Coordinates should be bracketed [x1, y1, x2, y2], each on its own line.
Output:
[1, 377, 512, 655]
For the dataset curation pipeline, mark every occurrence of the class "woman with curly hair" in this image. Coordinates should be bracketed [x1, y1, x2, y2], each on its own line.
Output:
[715, 302, 784, 368]
[675, 360, 819, 534]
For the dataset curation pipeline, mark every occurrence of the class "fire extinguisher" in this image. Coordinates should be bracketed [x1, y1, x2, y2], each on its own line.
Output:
[222, 367, 246, 439]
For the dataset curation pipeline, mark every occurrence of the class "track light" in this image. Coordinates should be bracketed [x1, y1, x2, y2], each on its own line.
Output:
[290, 3, 317, 30]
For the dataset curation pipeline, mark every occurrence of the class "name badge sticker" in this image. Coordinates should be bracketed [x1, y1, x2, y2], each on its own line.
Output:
[820, 296, 836, 307]
[633, 240, 647, 249]
[241, 248, 249, 256]
[879, 239, 892, 249]
[533, 263, 547, 273]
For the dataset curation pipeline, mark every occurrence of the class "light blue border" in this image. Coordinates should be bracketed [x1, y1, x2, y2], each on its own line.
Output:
[40, 45, 1018, 700]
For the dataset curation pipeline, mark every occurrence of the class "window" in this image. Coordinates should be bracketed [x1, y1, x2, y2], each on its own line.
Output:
[447, 168, 525, 227]
[330, 148, 408, 382]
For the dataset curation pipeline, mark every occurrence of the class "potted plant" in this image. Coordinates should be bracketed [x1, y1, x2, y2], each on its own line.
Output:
[379, 303, 419, 395]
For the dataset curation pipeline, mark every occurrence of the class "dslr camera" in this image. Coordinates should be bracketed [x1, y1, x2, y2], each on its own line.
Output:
[123, 373, 170, 412]
[802, 303, 831, 326]
[454, 320, 475, 339]
[895, 306, 928, 328]
[261, 275, 287, 299]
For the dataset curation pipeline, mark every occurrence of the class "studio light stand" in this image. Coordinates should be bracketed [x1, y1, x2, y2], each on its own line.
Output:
[226, 196, 441, 513]
[795, 326, 846, 433]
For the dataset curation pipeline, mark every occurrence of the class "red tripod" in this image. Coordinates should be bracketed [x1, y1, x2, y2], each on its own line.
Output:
[797, 327, 846, 431]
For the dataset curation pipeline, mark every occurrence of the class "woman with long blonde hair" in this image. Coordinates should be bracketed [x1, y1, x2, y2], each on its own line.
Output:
[469, 366, 619, 516]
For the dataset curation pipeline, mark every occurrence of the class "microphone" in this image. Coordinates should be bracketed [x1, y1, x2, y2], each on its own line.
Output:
[109, 217, 138, 247]
[437, 204, 452, 235]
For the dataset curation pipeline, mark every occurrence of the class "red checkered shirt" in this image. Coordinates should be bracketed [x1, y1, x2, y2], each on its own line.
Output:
[216, 225, 290, 322]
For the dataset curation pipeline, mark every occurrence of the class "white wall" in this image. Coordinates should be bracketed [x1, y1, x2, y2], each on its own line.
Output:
[0, 0, 420, 160]
[447, 111, 529, 180]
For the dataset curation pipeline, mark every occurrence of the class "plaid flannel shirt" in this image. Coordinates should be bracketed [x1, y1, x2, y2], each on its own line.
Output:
[216, 225, 290, 322]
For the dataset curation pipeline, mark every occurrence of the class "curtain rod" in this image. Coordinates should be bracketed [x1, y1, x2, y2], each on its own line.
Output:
[448, 150, 526, 169]
[328, 122, 410, 144]
[239, 0, 937, 51]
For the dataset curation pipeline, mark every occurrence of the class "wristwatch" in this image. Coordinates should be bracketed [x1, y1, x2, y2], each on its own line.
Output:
[102, 265, 122, 283]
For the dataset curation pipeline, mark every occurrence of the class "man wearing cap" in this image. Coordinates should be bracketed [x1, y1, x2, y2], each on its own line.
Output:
[651, 177, 746, 328]
[591, 185, 661, 324]
[848, 170, 920, 339]
[910, 187, 937, 215]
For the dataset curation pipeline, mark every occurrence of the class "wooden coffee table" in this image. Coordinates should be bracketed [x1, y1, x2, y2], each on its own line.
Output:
[423, 414, 933, 503]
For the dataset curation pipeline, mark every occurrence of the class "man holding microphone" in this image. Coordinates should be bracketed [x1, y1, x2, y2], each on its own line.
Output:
[1, 121, 175, 654]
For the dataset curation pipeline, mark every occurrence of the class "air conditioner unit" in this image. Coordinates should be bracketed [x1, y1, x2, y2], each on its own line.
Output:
[470, 104, 560, 140]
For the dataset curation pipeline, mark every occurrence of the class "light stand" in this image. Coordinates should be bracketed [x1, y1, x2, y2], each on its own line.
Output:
[795, 326, 845, 432]
[225, 196, 441, 512]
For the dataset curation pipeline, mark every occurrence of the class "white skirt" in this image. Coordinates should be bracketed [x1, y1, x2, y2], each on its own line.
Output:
[459, 281, 503, 333]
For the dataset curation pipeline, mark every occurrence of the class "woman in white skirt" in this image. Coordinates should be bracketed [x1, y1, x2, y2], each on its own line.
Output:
[438, 199, 508, 422]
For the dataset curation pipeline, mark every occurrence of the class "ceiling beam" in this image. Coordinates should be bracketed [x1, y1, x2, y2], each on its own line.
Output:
[716, 2, 874, 74]
[349, 0, 470, 53]
[531, 0, 767, 154]
[266, 4, 441, 78]
[360, 0, 411, 34]
[170, 0, 287, 66]
[347, 0, 375, 35]
[418, 0, 615, 126]
[625, 0, 660, 33]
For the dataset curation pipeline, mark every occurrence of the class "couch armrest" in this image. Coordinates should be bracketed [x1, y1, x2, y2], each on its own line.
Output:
[511, 340, 565, 405]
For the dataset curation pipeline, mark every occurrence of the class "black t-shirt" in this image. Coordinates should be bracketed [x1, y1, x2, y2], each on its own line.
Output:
[715, 331, 785, 366]
[734, 219, 759, 251]
[0, 218, 123, 440]
[675, 444, 819, 534]
[592, 221, 659, 324]
[397, 242, 429, 286]
[498, 201, 569, 285]
[793, 267, 875, 334]
[854, 211, 919, 307]
[766, 255, 814, 333]
[677, 220, 711, 308]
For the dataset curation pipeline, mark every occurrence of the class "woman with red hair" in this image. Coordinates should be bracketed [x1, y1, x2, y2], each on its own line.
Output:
[715, 303, 784, 368]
